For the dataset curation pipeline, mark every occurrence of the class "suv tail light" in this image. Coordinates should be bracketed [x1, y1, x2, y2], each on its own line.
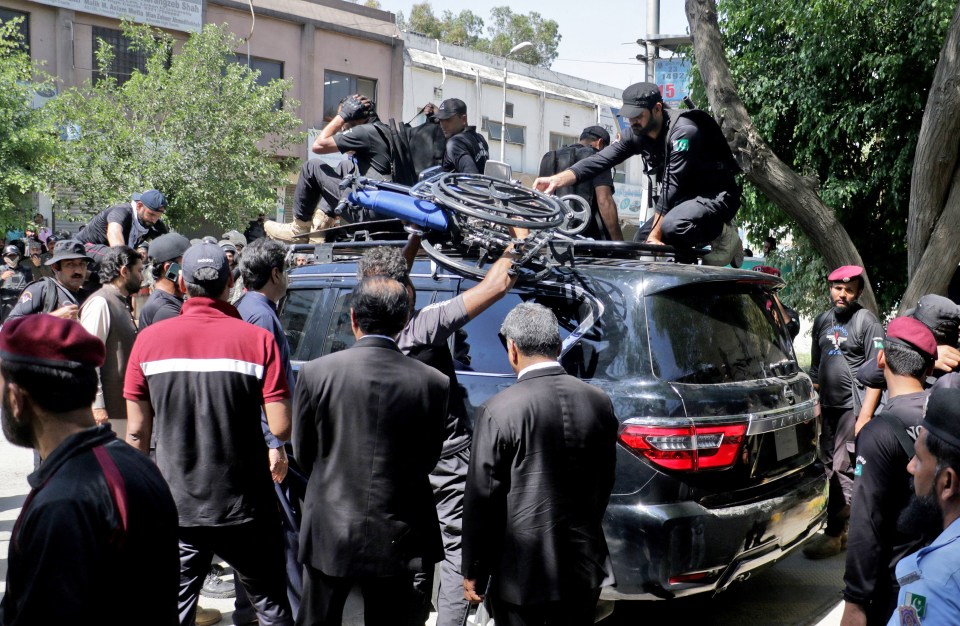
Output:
[619, 421, 747, 471]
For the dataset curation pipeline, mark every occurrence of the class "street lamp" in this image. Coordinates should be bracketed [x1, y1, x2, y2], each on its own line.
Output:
[500, 41, 533, 163]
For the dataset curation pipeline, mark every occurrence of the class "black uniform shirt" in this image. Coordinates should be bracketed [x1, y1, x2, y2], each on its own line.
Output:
[568, 109, 737, 215]
[75, 203, 166, 248]
[1, 426, 179, 625]
[334, 120, 392, 180]
[441, 127, 490, 174]
[809, 304, 885, 409]
[138, 289, 182, 329]
[844, 391, 930, 611]
[5, 278, 79, 321]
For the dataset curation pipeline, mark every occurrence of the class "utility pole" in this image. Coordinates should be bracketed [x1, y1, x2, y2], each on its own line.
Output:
[646, 0, 660, 82]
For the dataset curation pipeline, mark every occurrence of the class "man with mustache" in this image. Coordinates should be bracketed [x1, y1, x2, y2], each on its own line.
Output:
[6, 239, 90, 321]
[886, 387, 960, 625]
[533, 81, 743, 266]
[806, 265, 885, 559]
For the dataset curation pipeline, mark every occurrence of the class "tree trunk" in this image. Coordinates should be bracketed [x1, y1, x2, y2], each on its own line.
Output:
[685, 0, 877, 314]
[902, 1, 960, 307]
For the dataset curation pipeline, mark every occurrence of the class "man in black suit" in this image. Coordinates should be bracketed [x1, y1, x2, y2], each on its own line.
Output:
[292, 276, 449, 626]
[462, 302, 619, 626]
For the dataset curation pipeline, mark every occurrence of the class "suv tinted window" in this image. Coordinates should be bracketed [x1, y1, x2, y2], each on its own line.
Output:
[646, 283, 796, 384]
[454, 283, 602, 375]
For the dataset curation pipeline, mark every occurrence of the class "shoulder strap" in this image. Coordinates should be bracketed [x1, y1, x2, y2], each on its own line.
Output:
[42, 277, 59, 313]
[92, 445, 129, 550]
[874, 409, 916, 458]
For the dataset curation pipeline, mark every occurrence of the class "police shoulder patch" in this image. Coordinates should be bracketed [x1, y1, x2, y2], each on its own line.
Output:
[18, 290, 32, 303]
[674, 138, 689, 152]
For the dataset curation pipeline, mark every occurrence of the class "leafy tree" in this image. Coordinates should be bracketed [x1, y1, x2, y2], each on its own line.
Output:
[46, 22, 303, 231]
[686, 0, 955, 317]
[400, 3, 560, 67]
[0, 19, 57, 231]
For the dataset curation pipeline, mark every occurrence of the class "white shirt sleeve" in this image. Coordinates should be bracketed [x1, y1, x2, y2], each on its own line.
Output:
[79, 296, 111, 410]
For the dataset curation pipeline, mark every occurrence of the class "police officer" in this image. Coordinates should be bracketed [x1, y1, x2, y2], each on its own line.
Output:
[265, 94, 391, 242]
[534, 82, 743, 265]
[0, 245, 33, 322]
[806, 265, 886, 559]
[887, 387, 960, 626]
[842, 317, 937, 626]
[6, 240, 91, 322]
[538, 125, 621, 240]
[75, 189, 168, 254]
[139, 233, 190, 329]
[430, 98, 489, 175]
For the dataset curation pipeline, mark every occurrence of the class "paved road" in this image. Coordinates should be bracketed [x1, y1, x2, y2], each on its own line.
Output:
[0, 434, 845, 625]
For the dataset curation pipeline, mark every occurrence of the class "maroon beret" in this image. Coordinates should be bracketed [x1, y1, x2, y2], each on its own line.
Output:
[0, 314, 105, 369]
[827, 265, 864, 283]
[885, 316, 937, 360]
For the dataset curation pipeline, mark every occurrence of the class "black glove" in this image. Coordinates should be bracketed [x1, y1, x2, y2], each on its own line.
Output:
[339, 96, 372, 122]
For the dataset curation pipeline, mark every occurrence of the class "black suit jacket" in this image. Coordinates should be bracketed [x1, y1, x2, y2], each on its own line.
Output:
[462, 364, 619, 604]
[292, 335, 449, 577]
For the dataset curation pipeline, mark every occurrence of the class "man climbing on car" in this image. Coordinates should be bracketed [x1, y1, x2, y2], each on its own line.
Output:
[534, 82, 743, 266]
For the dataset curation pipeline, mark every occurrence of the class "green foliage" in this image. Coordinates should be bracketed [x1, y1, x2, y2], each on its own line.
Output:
[46, 22, 304, 231]
[400, 3, 560, 67]
[0, 20, 57, 231]
[694, 0, 953, 314]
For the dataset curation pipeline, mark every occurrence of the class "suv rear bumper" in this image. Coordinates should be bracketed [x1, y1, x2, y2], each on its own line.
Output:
[600, 464, 828, 600]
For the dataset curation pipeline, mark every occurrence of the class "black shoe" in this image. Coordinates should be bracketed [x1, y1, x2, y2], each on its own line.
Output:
[200, 564, 236, 599]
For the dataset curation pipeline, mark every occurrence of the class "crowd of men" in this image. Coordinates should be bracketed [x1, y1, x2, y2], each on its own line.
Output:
[4, 80, 960, 626]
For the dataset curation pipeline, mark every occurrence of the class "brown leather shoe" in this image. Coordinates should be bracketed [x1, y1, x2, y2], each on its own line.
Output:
[195, 606, 222, 626]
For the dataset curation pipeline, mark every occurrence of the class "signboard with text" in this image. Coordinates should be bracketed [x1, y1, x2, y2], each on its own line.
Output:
[655, 58, 692, 106]
[33, 0, 202, 33]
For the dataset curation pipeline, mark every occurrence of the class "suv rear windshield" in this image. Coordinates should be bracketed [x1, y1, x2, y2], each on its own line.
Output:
[646, 283, 796, 384]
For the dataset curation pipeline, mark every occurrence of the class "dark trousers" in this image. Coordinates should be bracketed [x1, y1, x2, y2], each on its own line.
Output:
[633, 191, 739, 247]
[293, 160, 375, 224]
[297, 565, 423, 626]
[179, 519, 293, 626]
[413, 448, 470, 626]
[234, 482, 304, 624]
[821, 406, 856, 536]
[489, 588, 601, 626]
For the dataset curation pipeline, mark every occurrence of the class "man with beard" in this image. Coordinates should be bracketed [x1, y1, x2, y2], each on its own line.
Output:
[533, 82, 743, 266]
[806, 265, 885, 559]
[0, 314, 179, 625]
[0, 245, 33, 322]
[887, 387, 960, 625]
[79, 246, 142, 440]
[75, 190, 168, 264]
[6, 240, 90, 321]
[841, 317, 937, 626]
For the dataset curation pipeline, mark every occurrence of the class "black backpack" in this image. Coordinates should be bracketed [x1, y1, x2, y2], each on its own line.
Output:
[372, 120, 418, 186]
[538, 144, 597, 207]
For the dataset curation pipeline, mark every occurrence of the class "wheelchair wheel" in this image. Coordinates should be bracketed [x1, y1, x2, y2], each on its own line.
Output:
[433, 173, 565, 230]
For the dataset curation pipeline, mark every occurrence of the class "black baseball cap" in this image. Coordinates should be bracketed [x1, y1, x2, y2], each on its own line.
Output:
[904, 294, 960, 347]
[132, 189, 167, 211]
[580, 125, 611, 145]
[619, 82, 663, 118]
[148, 233, 191, 264]
[436, 98, 467, 120]
[924, 387, 960, 451]
[181, 242, 229, 287]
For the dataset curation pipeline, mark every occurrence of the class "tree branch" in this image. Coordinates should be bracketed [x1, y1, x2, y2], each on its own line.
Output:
[685, 0, 877, 313]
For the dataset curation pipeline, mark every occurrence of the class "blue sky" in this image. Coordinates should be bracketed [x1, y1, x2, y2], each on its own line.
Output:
[375, 0, 689, 90]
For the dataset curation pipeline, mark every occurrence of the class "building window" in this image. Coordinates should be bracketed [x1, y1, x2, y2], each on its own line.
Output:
[483, 118, 525, 145]
[0, 8, 30, 53]
[232, 53, 284, 109]
[323, 71, 377, 122]
[505, 102, 514, 118]
[549, 132, 577, 152]
[92, 26, 149, 86]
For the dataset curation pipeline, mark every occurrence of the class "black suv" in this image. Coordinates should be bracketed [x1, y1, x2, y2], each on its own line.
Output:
[278, 243, 827, 602]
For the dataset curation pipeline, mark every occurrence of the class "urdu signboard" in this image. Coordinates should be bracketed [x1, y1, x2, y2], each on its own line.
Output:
[32, 0, 203, 33]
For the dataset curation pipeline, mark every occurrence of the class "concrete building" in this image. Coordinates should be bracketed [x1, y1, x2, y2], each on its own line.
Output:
[1, 0, 404, 229]
[400, 32, 649, 227]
